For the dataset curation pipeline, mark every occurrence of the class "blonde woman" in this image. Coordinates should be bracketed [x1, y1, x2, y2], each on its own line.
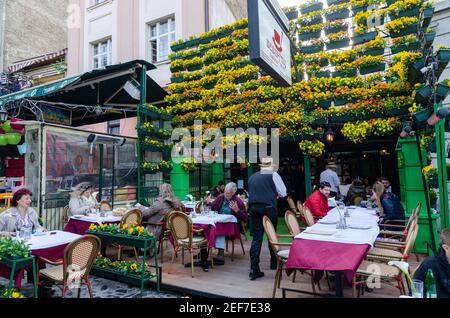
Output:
[371, 181, 385, 215]
[69, 182, 97, 216]
[135, 183, 182, 239]
[371, 181, 405, 223]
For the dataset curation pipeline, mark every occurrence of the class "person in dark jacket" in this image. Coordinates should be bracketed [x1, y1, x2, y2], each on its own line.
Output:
[414, 228, 450, 298]
[209, 181, 225, 199]
[345, 178, 366, 205]
[210, 182, 247, 264]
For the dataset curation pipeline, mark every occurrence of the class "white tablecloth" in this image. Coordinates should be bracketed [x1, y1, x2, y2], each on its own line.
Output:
[19, 231, 82, 251]
[182, 201, 200, 210]
[70, 212, 122, 224]
[190, 213, 238, 226]
[296, 207, 380, 246]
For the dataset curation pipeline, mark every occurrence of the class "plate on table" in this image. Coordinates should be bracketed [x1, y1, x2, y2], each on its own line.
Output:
[87, 213, 98, 217]
[348, 206, 357, 209]
[73, 215, 84, 219]
[303, 228, 337, 236]
[318, 220, 338, 225]
[348, 224, 372, 230]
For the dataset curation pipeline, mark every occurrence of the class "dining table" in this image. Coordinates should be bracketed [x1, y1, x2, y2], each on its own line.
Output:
[64, 212, 122, 235]
[285, 206, 380, 297]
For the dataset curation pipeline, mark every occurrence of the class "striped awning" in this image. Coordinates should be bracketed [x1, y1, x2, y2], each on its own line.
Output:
[8, 48, 67, 73]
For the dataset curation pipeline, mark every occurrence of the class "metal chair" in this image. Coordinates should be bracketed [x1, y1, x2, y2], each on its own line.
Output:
[117, 209, 142, 261]
[37, 235, 101, 298]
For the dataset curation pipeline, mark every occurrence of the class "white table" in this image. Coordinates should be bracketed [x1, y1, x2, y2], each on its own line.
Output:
[17, 231, 82, 251]
[70, 212, 122, 224]
[296, 207, 380, 247]
[190, 213, 238, 226]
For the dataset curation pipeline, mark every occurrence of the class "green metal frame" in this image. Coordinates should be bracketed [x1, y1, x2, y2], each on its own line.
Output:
[86, 231, 159, 296]
[1, 256, 37, 298]
[137, 65, 148, 204]
[304, 156, 312, 197]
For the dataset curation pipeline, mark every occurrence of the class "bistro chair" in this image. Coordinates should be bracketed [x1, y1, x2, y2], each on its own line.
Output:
[226, 224, 246, 261]
[37, 235, 101, 298]
[167, 211, 210, 278]
[284, 210, 304, 236]
[349, 195, 364, 206]
[117, 209, 142, 261]
[262, 215, 292, 298]
[63, 205, 70, 227]
[287, 196, 298, 216]
[302, 206, 316, 227]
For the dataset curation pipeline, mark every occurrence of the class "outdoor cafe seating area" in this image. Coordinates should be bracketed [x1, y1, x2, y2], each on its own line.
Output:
[0, 194, 425, 298]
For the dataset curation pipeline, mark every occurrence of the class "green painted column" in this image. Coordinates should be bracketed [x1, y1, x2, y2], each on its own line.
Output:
[211, 163, 224, 187]
[137, 64, 147, 203]
[304, 156, 312, 197]
[396, 137, 439, 254]
[171, 162, 190, 199]
[435, 103, 449, 229]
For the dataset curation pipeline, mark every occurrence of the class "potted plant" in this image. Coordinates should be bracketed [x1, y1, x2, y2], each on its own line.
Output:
[327, 0, 347, 6]
[297, 10, 323, 27]
[414, 83, 432, 99]
[391, 34, 420, 54]
[180, 157, 196, 171]
[298, 24, 323, 41]
[184, 57, 203, 72]
[325, 4, 350, 21]
[436, 45, 450, 62]
[351, 26, 378, 45]
[355, 55, 385, 75]
[412, 107, 430, 123]
[424, 28, 436, 44]
[355, 36, 386, 56]
[385, 17, 419, 37]
[333, 62, 358, 77]
[421, 1, 435, 28]
[324, 20, 349, 35]
[283, 6, 299, 20]
[436, 79, 450, 99]
[170, 59, 185, 73]
[422, 165, 438, 188]
[299, 140, 325, 157]
[326, 31, 350, 50]
[300, 0, 323, 15]
[302, 38, 325, 54]
[388, 0, 421, 19]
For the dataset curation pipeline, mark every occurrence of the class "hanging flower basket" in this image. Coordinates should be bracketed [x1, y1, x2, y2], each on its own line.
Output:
[415, 84, 432, 99]
[301, 2, 323, 14]
[424, 31, 436, 44]
[421, 7, 435, 28]
[437, 48, 450, 62]
[352, 5, 368, 15]
[437, 82, 450, 98]
[358, 62, 385, 75]
[301, 44, 324, 54]
[298, 30, 321, 41]
[363, 47, 385, 56]
[326, 38, 350, 50]
[325, 9, 350, 21]
[412, 109, 429, 123]
[391, 41, 420, 54]
[351, 31, 378, 45]
[389, 7, 420, 20]
[389, 23, 418, 37]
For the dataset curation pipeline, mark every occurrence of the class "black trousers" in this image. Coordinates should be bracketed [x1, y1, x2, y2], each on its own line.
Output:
[249, 204, 278, 273]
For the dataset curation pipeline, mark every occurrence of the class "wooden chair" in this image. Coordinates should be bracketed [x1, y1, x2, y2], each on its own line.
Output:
[287, 196, 298, 216]
[37, 235, 101, 298]
[262, 216, 292, 298]
[284, 210, 304, 236]
[349, 195, 364, 206]
[167, 211, 210, 277]
[302, 206, 316, 227]
[63, 205, 70, 227]
[117, 209, 142, 261]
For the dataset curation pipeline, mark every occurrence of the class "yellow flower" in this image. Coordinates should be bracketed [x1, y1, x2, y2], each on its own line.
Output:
[12, 292, 21, 298]
[122, 224, 129, 230]
[89, 224, 97, 231]
[128, 229, 134, 235]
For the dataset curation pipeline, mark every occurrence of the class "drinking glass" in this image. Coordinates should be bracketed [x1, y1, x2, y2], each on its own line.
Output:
[23, 226, 32, 240]
[413, 280, 424, 298]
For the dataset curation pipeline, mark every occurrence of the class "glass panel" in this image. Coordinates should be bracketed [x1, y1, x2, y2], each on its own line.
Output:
[170, 33, 175, 43]
[102, 55, 108, 67]
[158, 35, 169, 61]
[159, 20, 168, 35]
[93, 57, 99, 69]
[93, 44, 98, 56]
[170, 19, 175, 32]
[150, 39, 157, 63]
[151, 25, 157, 38]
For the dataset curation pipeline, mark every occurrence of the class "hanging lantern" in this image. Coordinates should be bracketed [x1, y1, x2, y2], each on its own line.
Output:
[0, 106, 8, 122]
[325, 129, 335, 144]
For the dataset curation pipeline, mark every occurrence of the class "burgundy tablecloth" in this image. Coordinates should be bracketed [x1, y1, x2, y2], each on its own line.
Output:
[285, 239, 370, 283]
[194, 223, 241, 248]
[0, 244, 69, 288]
[64, 219, 119, 235]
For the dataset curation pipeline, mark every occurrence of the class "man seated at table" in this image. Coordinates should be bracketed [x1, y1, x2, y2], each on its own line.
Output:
[209, 182, 247, 265]
[304, 182, 331, 218]
[414, 228, 450, 298]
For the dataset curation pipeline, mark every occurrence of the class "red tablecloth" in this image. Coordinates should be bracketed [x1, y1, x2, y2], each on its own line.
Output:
[0, 244, 69, 288]
[64, 219, 119, 235]
[194, 223, 241, 248]
[285, 239, 370, 283]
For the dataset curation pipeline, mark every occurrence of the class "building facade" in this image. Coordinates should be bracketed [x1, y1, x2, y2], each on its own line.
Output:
[67, 0, 246, 136]
[0, 0, 68, 72]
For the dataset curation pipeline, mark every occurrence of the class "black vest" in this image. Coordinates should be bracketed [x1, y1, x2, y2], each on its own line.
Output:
[248, 171, 278, 208]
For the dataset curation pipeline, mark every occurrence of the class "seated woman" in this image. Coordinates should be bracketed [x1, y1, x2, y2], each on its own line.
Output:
[0, 188, 46, 236]
[210, 182, 247, 264]
[345, 178, 366, 205]
[371, 181, 405, 224]
[135, 183, 182, 240]
[69, 182, 97, 216]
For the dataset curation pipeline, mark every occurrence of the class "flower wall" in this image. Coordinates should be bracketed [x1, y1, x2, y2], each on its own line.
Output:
[164, 0, 436, 157]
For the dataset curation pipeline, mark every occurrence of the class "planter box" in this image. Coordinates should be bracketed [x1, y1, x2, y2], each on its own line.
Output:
[415, 84, 432, 99]
[285, 10, 299, 20]
[363, 47, 385, 56]
[391, 41, 420, 54]
[326, 38, 350, 50]
[388, 107, 410, 117]
[169, 65, 184, 73]
[332, 68, 357, 77]
[412, 58, 425, 70]
[386, 0, 397, 5]
[437, 48, 450, 62]
[170, 76, 183, 84]
[91, 266, 154, 287]
[324, 24, 348, 35]
[86, 231, 155, 249]
[437, 83, 450, 98]
[301, 16, 323, 27]
[186, 64, 203, 72]
[424, 31, 435, 44]
[413, 109, 429, 123]
[0, 256, 33, 271]
[140, 129, 171, 140]
[141, 143, 172, 153]
[389, 24, 418, 37]
[317, 99, 333, 108]
[325, 9, 350, 21]
[352, 5, 368, 15]
[359, 62, 385, 75]
[428, 177, 438, 189]
[334, 98, 347, 106]
[421, 8, 434, 28]
[351, 31, 378, 45]
[314, 70, 331, 78]
[301, 44, 324, 54]
[171, 38, 200, 52]
[327, 0, 346, 5]
[298, 30, 321, 41]
[300, 2, 323, 14]
[330, 115, 356, 123]
[389, 7, 420, 19]
[198, 35, 217, 45]
[313, 118, 327, 125]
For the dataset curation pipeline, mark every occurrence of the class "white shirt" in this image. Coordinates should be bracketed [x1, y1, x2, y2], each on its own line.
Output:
[320, 169, 340, 193]
[261, 168, 287, 198]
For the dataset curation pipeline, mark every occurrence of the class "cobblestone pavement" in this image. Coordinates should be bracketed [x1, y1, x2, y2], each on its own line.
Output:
[0, 276, 181, 298]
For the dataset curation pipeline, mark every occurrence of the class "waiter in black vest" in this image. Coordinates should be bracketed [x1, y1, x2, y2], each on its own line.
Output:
[248, 157, 287, 280]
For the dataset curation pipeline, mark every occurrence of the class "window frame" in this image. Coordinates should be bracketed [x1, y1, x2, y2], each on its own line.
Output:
[91, 38, 113, 69]
[148, 16, 176, 64]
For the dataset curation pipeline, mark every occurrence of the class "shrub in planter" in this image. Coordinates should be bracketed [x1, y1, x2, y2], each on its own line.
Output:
[297, 10, 323, 27]
[325, 4, 350, 21]
[324, 20, 349, 35]
[300, 0, 323, 15]
[387, 0, 421, 19]
[385, 17, 419, 37]
[326, 31, 350, 50]
[391, 34, 420, 53]
[298, 24, 323, 41]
